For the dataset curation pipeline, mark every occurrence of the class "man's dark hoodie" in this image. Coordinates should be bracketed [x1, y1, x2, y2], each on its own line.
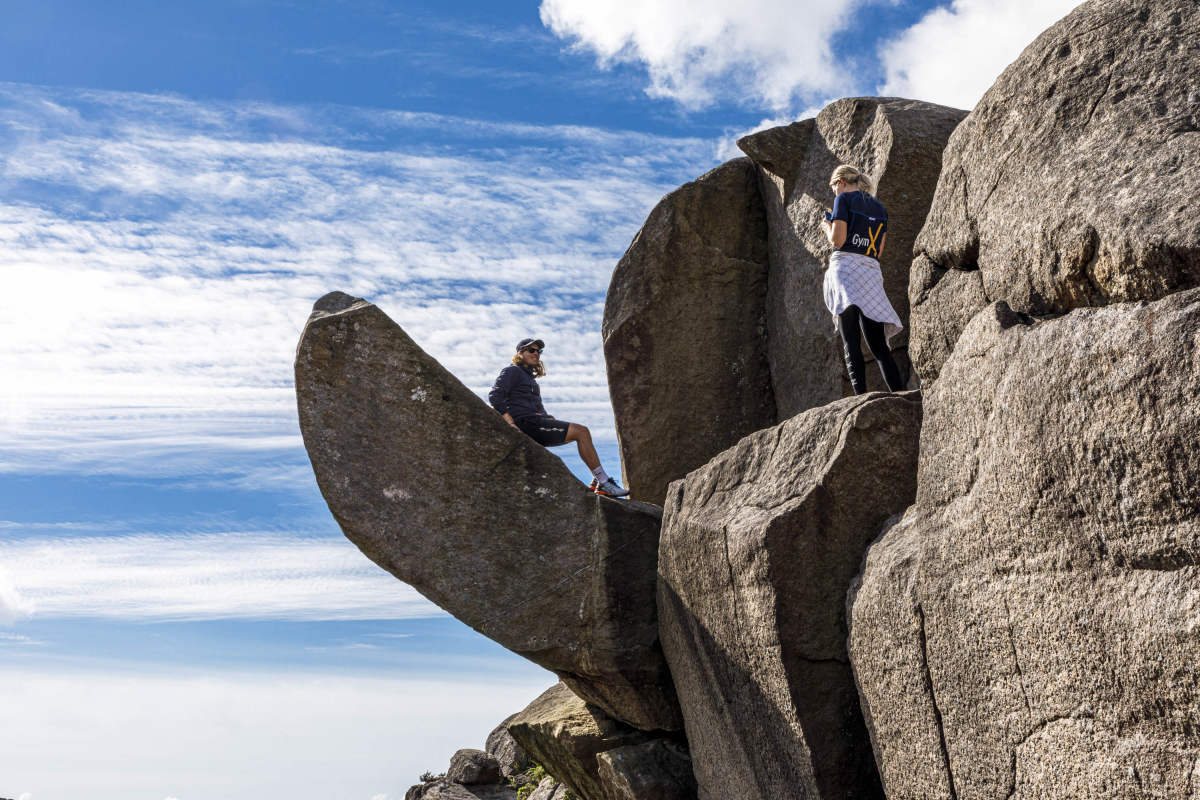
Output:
[488, 364, 547, 421]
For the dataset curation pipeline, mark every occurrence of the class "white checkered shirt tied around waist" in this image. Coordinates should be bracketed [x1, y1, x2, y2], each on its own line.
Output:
[822, 250, 903, 345]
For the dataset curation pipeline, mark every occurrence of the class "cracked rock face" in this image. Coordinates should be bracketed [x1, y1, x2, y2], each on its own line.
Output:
[658, 391, 922, 800]
[602, 157, 775, 506]
[738, 97, 966, 415]
[295, 292, 680, 731]
[909, 0, 1200, 383]
[848, 293, 1200, 799]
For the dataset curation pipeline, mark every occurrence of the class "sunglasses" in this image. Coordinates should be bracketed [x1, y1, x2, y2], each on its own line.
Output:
[523, 347, 542, 354]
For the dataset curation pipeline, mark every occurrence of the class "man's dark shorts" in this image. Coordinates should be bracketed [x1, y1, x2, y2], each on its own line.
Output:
[516, 415, 571, 447]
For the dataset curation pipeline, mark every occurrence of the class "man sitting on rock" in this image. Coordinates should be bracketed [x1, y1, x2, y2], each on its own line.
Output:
[489, 338, 630, 498]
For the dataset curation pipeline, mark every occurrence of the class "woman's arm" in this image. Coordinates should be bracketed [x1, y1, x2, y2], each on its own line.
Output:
[824, 219, 847, 248]
[877, 232, 886, 259]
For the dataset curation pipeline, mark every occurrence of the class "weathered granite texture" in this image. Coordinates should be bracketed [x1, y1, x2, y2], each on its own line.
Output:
[448, 750, 501, 785]
[849, 293, 1200, 799]
[602, 157, 774, 505]
[738, 98, 965, 413]
[909, 0, 1200, 382]
[658, 391, 922, 799]
[294, 292, 680, 731]
[406, 781, 515, 800]
[596, 739, 697, 800]
[487, 715, 531, 779]
[506, 681, 696, 800]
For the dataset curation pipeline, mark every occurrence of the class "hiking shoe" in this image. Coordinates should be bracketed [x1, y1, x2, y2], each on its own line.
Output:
[588, 478, 598, 492]
[594, 478, 630, 498]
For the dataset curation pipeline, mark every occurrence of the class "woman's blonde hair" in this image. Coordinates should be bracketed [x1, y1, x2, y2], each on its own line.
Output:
[512, 352, 546, 378]
[830, 164, 874, 196]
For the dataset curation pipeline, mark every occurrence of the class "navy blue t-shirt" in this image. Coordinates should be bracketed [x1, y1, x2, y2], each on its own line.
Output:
[832, 191, 888, 258]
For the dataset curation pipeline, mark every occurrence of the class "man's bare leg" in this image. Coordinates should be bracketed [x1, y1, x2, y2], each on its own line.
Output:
[565, 423, 600, 471]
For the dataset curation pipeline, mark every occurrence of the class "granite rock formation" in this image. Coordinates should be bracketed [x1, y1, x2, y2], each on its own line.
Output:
[658, 391, 922, 799]
[908, 0, 1200, 382]
[849, 293, 1200, 799]
[507, 682, 694, 800]
[602, 157, 774, 505]
[294, 292, 680, 731]
[486, 715, 531, 779]
[738, 98, 966, 413]
[448, 750, 502, 785]
[406, 782, 515, 800]
[596, 739, 697, 800]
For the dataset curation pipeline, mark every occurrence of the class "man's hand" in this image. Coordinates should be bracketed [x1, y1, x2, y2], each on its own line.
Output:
[502, 413, 519, 429]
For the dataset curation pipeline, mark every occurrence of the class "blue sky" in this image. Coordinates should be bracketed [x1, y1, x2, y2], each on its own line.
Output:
[0, 1, 1081, 798]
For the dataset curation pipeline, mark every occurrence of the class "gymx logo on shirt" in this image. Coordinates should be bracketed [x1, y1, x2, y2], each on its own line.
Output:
[851, 224, 884, 257]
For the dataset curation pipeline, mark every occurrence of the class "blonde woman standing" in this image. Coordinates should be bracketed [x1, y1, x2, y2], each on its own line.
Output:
[820, 165, 904, 394]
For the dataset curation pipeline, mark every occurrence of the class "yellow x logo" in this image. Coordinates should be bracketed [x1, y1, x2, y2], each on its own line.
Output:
[866, 224, 882, 258]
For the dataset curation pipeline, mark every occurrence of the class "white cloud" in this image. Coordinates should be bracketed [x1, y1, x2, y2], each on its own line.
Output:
[539, 0, 855, 111]
[0, 667, 549, 800]
[0, 566, 36, 624]
[878, 0, 1084, 110]
[0, 83, 713, 481]
[0, 532, 442, 621]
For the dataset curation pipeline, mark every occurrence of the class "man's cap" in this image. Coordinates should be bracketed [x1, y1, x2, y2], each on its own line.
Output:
[516, 337, 545, 352]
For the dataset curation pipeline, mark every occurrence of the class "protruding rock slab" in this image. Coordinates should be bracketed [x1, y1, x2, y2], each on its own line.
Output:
[295, 292, 680, 731]
[738, 98, 965, 414]
[909, 0, 1200, 383]
[602, 157, 775, 505]
[508, 682, 693, 800]
[658, 392, 922, 800]
[849, 292, 1200, 799]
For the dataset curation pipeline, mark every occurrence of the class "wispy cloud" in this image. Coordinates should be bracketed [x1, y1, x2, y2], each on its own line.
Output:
[0, 83, 714, 481]
[0, 532, 443, 621]
[878, 0, 1084, 110]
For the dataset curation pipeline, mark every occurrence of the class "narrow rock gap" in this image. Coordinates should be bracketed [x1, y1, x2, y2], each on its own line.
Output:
[917, 604, 960, 800]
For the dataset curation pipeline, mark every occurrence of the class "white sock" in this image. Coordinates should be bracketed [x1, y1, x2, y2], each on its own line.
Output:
[590, 466, 610, 483]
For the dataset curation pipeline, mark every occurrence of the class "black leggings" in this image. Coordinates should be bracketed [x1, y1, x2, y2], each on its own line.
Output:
[839, 305, 903, 394]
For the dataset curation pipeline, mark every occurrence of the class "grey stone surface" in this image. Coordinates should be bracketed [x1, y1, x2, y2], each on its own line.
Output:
[526, 777, 569, 800]
[507, 682, 653, 800]
[294, 292, 680, 731]
[658, 391, 922, 800]
[909, 0, 1200, 383]
[738, 97, 965, 414]
[602, 157, 774, 506]
[849, 293, 1200, 799]
[596, 739, 697, 800]
[486, 715, 531, 779]
[406, 780, 516, 800]
[448, 749, 501, 785]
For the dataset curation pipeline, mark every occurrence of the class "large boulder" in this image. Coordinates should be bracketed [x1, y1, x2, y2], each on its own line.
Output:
[848, 292, 1200, 799]
[657, 391, 922, 799]
[909, 0, 1200, 382]
[602, 157, 774, 505]
[507, 682, 687, 800]
[738, 97, 966, 414]
[295, 292, 680, 731]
